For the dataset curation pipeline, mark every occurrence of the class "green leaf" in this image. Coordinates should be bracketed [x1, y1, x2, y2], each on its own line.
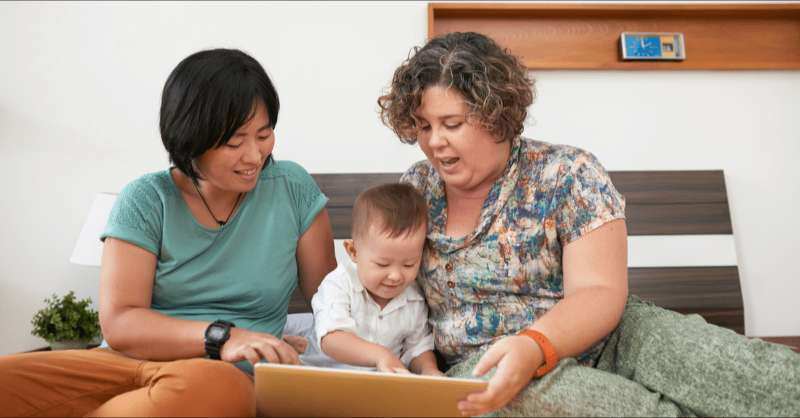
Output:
[30, 291, 101, 342]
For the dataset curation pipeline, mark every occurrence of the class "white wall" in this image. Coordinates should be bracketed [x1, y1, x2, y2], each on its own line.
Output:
[1, 1, 797, 355]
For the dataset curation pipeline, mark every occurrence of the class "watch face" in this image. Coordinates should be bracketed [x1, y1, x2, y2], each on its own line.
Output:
[208, 326, 226, 340]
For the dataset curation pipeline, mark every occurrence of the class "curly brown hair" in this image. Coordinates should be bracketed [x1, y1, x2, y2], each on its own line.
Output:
[378, 32, 535, 144]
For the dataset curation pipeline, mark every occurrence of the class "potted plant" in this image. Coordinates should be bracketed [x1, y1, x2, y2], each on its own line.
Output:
[31, 291, 101, 350]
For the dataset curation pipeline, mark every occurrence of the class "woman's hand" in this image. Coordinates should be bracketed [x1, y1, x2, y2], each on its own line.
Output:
[221, 328, 301, 366]
[458, 335, 542, 416]
[282, 335, 308, 355]
[375, 351, 410, 374]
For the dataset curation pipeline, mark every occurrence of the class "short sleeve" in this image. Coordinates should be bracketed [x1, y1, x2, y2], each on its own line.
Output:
[552, 150, 626, 245]
[280, 161, 328, 235]
[100, 176, 163, 255]
[399, 303, 435, 366]
[311, 268, 357, 347]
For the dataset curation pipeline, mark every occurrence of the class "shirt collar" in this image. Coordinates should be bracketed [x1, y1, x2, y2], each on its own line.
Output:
[427, 135, 523, 253]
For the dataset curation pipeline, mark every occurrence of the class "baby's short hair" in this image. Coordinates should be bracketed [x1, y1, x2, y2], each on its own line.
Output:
[351, 183, 428, 240]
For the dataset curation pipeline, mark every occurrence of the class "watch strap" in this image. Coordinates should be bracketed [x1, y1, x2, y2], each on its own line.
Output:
[204, 338, 223, 360]
[518, 328, 558, 378]
[205, 320, 235, 360]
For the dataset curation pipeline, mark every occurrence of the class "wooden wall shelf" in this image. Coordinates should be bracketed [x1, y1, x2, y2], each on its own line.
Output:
[428, 3, 800, 70]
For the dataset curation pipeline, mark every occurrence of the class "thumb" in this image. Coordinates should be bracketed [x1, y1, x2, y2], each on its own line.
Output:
[472, 346, 504, 377]
[283, 335, 308, 354]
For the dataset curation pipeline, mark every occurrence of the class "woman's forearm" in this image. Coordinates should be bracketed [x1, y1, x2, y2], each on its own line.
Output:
[529, 285, 627, 359]
[100, 238, 210, 361]
[102, 307, 208, 360]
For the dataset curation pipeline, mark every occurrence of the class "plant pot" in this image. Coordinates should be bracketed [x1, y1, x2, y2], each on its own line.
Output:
[49, 340, 89, 350]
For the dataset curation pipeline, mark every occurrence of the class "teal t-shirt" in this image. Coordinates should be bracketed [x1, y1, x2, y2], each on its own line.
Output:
[101, 160, 327, 344]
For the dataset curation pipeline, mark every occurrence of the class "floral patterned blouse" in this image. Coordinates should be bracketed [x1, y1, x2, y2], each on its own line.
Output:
[401, 136, 626, 366]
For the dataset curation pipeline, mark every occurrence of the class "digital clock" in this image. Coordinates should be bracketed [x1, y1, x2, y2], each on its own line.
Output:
[621, 32, 686, 61]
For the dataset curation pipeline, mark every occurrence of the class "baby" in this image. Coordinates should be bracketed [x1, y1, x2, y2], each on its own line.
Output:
[311, 183, 442, 375]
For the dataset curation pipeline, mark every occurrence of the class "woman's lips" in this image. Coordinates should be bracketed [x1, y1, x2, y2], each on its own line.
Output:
[438, 157, 460, 171]
[235, 168, 257, 179]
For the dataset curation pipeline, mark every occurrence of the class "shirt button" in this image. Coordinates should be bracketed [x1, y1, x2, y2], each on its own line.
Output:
[445, 263, 453, 273]
[447, 281, 455, 289]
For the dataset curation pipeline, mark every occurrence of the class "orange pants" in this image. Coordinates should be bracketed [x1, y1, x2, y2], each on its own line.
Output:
[0, 348, 255, 417]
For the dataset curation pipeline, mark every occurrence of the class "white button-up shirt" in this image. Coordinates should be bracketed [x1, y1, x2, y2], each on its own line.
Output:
[311, 258, 435, 367]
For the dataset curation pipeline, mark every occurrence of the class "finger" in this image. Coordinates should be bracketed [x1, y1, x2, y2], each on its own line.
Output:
[459, 398, 503, 417]
[472, 346, 504, 377]
[459, 385, 495, 413]
[240, 347, 261, 366]
[465, 389, 499, 407]
[464, 366, 515, 409]
[283, 335, 308, 354]
[393, 367, 411, 374]
[265, 340, 299, 365]
[273, 341, 301, 365]
[252, 344, 280, 364]
[466, 380, 509, 405]
[463, 392, 515, 416]
[458, 401, 491, 417]
[285, 335, 308, 347]
[472, 395, 511, 415]
[282, 335, 305, 354]
[376, 364, 394, 373]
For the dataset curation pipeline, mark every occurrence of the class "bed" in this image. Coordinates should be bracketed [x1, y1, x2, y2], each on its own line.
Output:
[286, 170, 799, 353]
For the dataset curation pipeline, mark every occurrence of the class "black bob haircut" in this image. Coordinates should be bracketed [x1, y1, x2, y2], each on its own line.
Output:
[159, 48, 280, 182]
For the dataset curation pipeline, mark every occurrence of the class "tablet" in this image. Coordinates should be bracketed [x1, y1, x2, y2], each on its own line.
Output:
[254, 363, 487, 417]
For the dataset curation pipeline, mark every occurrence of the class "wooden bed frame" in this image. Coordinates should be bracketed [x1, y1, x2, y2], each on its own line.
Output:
[26, 170, 797, 353]
[290, 170, 745, 333]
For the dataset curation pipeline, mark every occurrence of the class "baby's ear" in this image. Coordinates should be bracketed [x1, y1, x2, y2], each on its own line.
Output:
[343, 239, 357, 262]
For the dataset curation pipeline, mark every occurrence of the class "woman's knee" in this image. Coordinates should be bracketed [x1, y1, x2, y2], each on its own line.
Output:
[616, 298, 695, 349]
[152, 359, 255, 416]
[0, 350, 136, 417]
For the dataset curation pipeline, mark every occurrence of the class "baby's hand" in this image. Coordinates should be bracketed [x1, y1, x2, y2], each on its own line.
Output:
[376, 352, 409, 374]
[282, 335, 308, 355]
[422, 368, 446, 377]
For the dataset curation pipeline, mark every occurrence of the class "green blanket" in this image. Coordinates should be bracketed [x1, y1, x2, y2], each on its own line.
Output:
[447, 296, 800, 417]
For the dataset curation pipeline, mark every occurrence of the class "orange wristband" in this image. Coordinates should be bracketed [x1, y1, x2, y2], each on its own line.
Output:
[518, 329, 558, 378]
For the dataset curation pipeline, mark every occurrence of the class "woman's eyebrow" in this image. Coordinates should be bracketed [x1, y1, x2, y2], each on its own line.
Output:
[414, 114, 463, 121]
[441, 114, 464, 121]
[234, 125, 271, 136]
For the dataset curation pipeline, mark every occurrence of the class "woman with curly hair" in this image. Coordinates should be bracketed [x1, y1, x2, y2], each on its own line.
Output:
[379, 31, 799, 417]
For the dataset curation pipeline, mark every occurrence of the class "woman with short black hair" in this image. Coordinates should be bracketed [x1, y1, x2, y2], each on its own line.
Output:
[0, 48, 336, 417]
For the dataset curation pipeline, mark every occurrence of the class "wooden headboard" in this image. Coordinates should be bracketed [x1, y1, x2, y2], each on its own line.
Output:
[290, 170, 744, 335]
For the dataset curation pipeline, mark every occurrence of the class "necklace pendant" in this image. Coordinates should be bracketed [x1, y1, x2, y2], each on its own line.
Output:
[192, 180, 243, 228]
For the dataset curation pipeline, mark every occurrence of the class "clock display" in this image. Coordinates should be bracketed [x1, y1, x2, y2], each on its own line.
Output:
[620, 32, 685, 61]
[625, 35, 662, 58]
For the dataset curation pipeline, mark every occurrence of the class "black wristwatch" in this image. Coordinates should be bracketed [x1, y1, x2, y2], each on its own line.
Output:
[204, 320, 235, 360]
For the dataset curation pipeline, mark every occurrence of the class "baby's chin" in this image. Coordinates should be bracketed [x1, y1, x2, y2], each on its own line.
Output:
[368, 287, 405, 302]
